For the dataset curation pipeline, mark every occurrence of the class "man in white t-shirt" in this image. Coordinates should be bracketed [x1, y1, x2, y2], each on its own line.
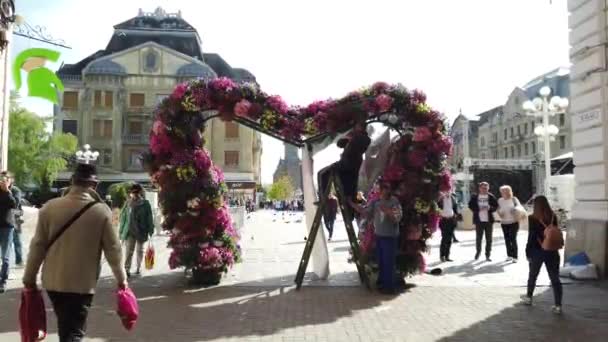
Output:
[468, 182, 498, 261]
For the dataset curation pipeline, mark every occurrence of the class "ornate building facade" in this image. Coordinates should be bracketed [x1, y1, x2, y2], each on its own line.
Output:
[449, 68, 572, 200]
[567, 0, 608, 277]
[53, 7, 262, 197]
[273, 143, 302, 195]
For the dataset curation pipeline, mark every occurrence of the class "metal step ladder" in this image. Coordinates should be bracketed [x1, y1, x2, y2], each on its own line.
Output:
[294, 171, 371, 290]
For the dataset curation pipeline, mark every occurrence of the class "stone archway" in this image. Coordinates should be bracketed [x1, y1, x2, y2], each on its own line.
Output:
[143, 77, 452, 285]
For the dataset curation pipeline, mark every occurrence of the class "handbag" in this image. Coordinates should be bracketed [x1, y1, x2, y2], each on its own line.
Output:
[539, 215, 564, 251]
[512, 198, 527, 222]
[144, 241, 155, 270]
[19, 201, 99, 342]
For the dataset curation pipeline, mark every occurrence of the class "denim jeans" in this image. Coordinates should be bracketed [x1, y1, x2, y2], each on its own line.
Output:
[376, 235, 398, 291]
[13, 228, 22, 265]
[0, 227, 14, 284]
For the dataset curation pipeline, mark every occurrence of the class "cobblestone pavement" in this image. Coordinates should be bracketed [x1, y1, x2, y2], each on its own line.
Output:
[0, 209, 606, 341]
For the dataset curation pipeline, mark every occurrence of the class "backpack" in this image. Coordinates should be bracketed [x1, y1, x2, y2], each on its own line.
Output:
[538, 215, 564, 251]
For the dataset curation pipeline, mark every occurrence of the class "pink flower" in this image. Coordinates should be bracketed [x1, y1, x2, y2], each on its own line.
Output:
[372, 82, 390, 93]
[199, 247, 223, 269]
[172, 83, 188, 100]
[209, 77, 237, 92]
[383, 164, 404, 182]
[428, 214, 441, 234]
[234, 99, 252, 117]
[168, 251, 181, 269]
[150, 131, 172, 155]
[375, 94, 393, 112]
[407, 149, 427, 169]
[152, 120, 165, 135]
[430, 136, 453, 156]
[413, 127, 433, 142]
[267, 95, 289, 114]
[411, 89, 427, 104]
[439, 171, 452, 192]
[193, 149, 211, 172]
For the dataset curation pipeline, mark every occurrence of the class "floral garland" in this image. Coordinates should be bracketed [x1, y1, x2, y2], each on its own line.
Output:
[144, 76, 452, 279]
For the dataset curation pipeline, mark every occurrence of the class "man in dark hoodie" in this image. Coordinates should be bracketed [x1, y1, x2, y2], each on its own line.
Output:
[0, 172, 18, 293]
[317, 121, 371, 221]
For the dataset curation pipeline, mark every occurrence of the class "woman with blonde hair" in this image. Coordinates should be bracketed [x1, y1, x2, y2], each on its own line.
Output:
[497, 185, 523, 262]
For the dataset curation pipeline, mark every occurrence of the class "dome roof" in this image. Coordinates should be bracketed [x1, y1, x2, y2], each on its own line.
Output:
[176, 62, 217, 78]
[85, 60, 127, 76]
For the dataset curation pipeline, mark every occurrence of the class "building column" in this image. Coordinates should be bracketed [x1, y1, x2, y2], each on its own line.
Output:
[567, 0, 608, 276]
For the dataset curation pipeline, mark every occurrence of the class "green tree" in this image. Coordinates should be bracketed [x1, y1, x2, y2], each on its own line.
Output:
[267, 176, 294, 201]
[8, 92, 78, 188]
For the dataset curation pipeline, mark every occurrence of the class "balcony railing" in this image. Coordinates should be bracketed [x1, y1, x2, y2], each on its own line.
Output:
[122, 134, 149, 145]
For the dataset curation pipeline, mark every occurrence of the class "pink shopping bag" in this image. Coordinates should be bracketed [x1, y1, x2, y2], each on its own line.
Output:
[116, 287, 139, 331]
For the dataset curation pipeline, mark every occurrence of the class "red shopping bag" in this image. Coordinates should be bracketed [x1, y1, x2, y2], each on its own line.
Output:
[116, 287, 139, 331]
[19, 288, 47, 342]
[144, 243, 155, 270]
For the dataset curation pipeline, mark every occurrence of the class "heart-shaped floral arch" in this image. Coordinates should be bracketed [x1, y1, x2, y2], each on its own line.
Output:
[144, 77, 453, 282]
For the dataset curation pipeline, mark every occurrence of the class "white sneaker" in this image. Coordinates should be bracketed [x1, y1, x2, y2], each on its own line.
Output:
[552, 306, 562, 315]
[506, 257, 513, 262]
[521, 295, 532, 306]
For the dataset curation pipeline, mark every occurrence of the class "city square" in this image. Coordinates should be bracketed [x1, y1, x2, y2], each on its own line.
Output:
[0, 1, 607, 341]
[0, 209, 607, 341]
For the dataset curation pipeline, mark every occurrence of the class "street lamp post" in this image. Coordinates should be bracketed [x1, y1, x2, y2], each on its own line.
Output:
[75, 144, 99, 164]
[523, 86, 568, 196]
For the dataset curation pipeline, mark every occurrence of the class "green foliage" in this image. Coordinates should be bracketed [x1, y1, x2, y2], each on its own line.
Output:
[8, 93, 77, 188]
[108, 182, 133, 208]
[267, 176, 294, 201]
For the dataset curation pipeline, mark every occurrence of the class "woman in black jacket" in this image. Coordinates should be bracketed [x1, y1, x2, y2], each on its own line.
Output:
[522, 195, 562, 314]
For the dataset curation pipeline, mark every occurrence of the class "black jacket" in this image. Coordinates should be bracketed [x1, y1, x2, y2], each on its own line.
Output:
[525, 215, 558, 259]
[438, 194, 459, 219]
[0, 187, 18, 227]
[468, 193, 498, 224]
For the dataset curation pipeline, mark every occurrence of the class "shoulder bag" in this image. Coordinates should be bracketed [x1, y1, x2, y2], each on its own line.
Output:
[539, 215, 564, 251]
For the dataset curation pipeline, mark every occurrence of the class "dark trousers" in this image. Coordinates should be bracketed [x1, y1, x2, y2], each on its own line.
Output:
[475, 222, 493, 258]
[527, 250, 562, 306]
[440, 217, 457, 258]
[317, 163, 357, 222]
[376, 235, 398, 291]
[47, 291, 94, 342]
[501, 223, 519, 259]
[324, 217, 335, 239]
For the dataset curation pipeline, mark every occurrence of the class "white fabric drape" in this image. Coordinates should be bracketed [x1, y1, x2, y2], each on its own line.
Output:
[302, 147, 330, 279]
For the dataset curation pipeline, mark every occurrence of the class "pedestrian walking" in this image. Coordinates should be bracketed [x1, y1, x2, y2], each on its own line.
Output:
[22, 163, 127, 341]
[119, 183, 155, 278]
[468, 182, 498, 261]
[497, 185, 524, 262]
[522, 195, 563, 314]
[324, 194, 338, 241]
[1, 171, 23, 267]
[438, 192, 459, 262]
[0, 172, 18, 293]
[357, 182, 402, 295]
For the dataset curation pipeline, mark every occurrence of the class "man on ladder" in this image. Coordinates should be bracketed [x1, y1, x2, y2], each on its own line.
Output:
[317, 121, 371, 219]
[296, 120, 372, 289]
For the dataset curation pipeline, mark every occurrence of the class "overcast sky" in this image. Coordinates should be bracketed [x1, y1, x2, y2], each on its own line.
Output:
[12, 0, 570, 185]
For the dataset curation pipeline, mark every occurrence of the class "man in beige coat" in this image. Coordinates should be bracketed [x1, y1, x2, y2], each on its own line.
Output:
[23, 163, 127, 341]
